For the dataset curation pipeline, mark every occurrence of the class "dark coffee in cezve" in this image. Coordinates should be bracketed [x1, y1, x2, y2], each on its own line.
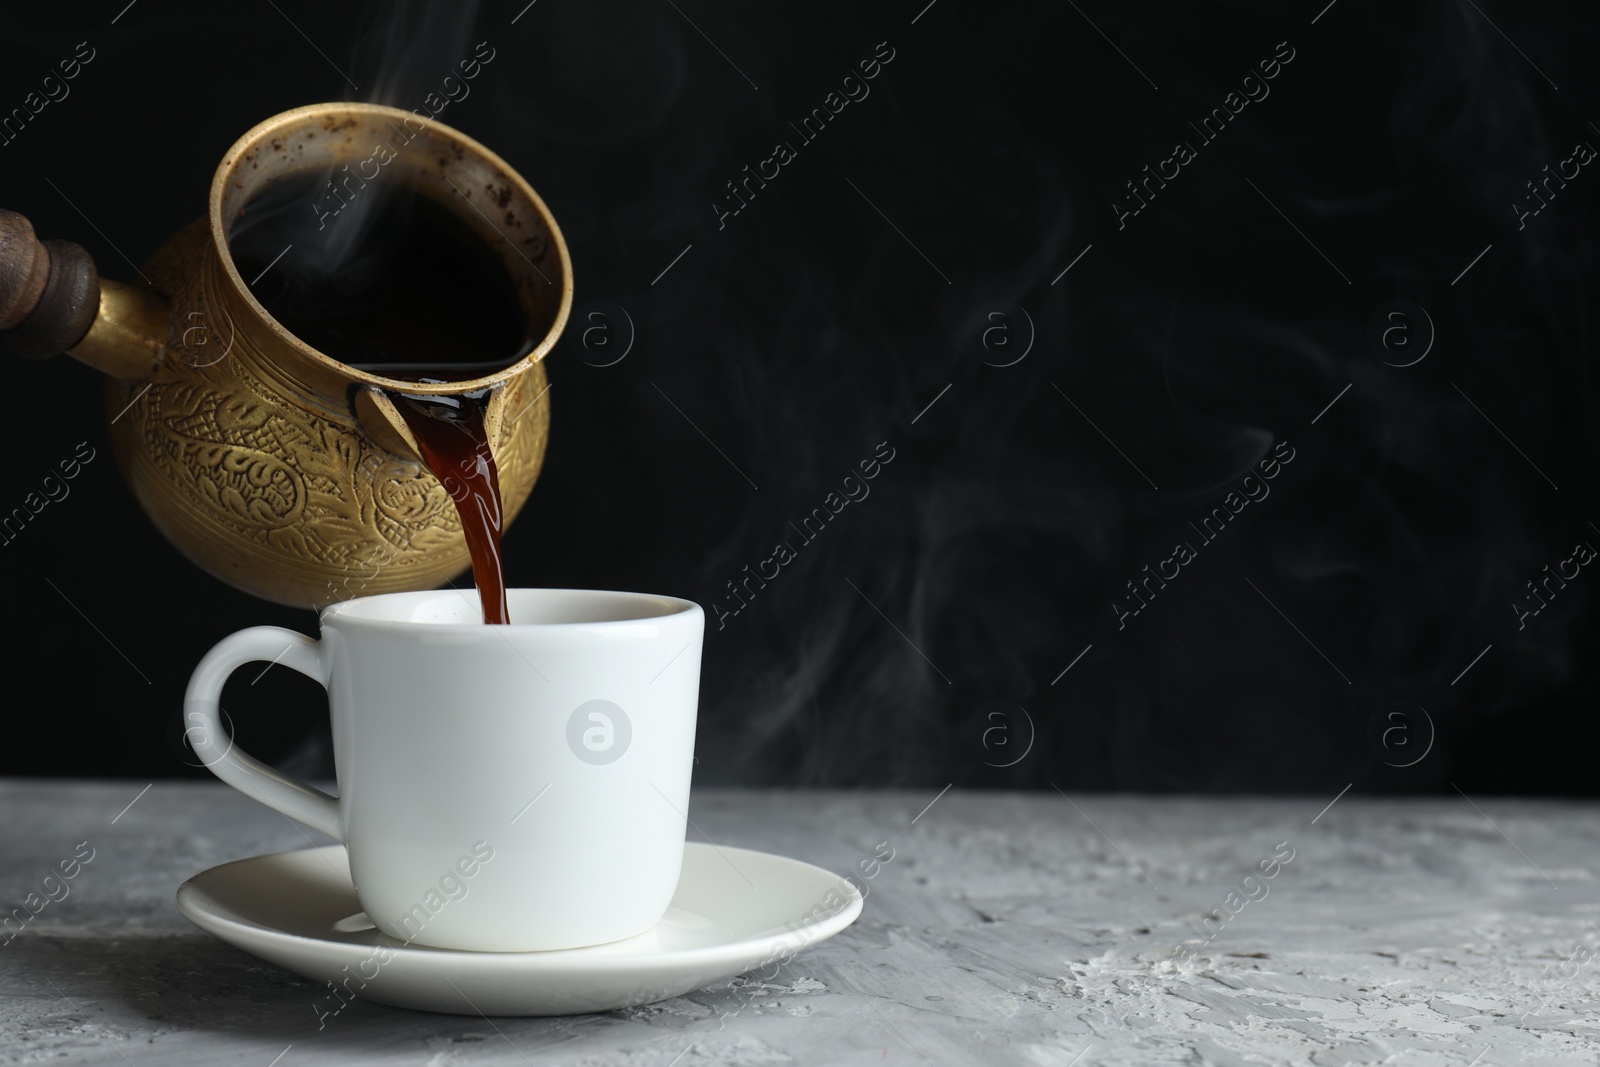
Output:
[231, 175, 528, 623]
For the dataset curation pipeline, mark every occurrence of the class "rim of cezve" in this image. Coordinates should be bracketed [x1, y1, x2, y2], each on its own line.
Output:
[207, 101, 573, 397]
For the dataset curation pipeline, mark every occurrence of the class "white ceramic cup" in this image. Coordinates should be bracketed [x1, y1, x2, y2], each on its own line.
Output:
[183, 588, 704, 952]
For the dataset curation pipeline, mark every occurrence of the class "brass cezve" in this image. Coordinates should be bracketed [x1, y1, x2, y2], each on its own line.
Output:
[9, 102, 572, 607]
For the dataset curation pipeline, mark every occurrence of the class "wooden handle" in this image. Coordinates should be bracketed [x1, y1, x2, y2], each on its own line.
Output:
[0, 209, 101, 360]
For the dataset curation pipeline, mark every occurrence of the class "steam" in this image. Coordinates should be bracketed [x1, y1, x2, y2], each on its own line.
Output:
[643, 1, 1587, 791]
[276, 1, 1592, 792]
[351, 0, 484, 110]
[228, 0, 485, 321]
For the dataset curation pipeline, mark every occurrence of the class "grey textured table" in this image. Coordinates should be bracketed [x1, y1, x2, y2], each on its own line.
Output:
[2, 782, 1597, 1065]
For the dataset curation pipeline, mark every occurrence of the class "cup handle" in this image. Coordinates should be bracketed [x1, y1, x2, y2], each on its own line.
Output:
[183, 626, 342, 840]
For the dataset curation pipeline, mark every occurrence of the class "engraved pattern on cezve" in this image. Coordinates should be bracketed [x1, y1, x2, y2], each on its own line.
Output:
[141, 345, 460, 574]
[108, 224, 549, 600]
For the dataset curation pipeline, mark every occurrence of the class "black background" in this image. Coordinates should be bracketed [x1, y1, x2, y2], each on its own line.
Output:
[1, 1, 1595, 793]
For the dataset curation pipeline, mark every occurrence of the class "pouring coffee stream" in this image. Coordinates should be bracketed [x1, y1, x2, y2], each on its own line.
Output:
[393, 394, 509, 624]
[0, 103, 571, 610]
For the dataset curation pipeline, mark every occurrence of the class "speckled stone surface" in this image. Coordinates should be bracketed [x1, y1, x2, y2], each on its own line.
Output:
[1, 781, 1597, 1065]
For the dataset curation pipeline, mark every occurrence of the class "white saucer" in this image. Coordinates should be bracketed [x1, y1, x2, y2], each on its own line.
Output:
[177, 842, 862, 1016]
